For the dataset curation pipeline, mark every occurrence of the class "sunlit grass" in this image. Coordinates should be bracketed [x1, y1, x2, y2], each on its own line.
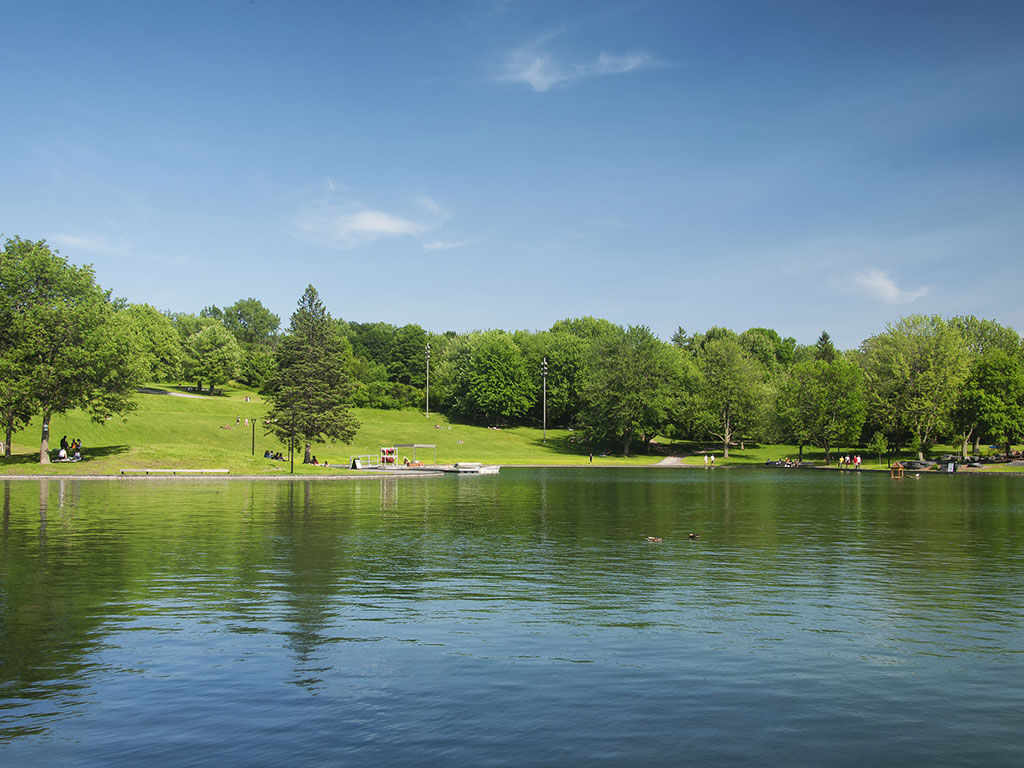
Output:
[2, 384, 660, 475]
[3, 384, 1020, 476]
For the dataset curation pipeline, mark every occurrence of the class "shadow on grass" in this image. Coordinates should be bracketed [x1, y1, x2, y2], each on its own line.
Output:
[138, 385, 231, 398]
[525, 434, 663, 459]
[0, 445, 132, 466]
[522, 434, 590, 457]
[167, 385, 229, 397]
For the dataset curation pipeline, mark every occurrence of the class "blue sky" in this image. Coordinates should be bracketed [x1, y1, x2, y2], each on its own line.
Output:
[3, 0, 1023, 349]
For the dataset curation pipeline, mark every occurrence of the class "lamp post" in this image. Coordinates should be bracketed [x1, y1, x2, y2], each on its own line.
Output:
[541, 356, 548, 443]
[425, 343, 431, 418]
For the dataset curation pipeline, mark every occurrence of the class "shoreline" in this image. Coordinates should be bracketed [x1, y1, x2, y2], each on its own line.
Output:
[3, 464, 1023, 480]
[0, 472, 444, 481]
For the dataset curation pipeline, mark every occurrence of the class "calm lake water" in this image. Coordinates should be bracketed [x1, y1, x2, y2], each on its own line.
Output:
[1, 468, 1022, 766]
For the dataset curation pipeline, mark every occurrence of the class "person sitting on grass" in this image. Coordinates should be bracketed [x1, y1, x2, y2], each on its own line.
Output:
[57, 447, 68, 461]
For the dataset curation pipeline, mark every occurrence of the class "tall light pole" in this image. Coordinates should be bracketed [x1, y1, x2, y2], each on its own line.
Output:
[425, 343, 431, 418]
[541, 356, 548, 443]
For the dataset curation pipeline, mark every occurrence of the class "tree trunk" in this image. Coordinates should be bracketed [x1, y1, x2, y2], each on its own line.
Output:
[798, 442, 804, 462]
[304, 442, 312, 464]
[39, 411, 52, 464]
[4, 412, 12, 458]
[973, 436, 981, 455]
[961, 429, 973, 459]
[722, 414, 731, 458]
[824, 440, 831, 465]
[208, 382, 215, 395]
[197, 379, 203, 392]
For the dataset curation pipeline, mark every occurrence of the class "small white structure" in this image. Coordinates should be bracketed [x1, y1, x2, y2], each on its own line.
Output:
[448, 462, 500, 475]
[394, 444, 437, 466]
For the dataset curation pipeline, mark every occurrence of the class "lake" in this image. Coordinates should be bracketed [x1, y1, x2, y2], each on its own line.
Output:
[2, 468, 1022, 766]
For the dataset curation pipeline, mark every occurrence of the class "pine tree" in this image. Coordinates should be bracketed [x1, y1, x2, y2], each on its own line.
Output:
[815, 331, 837, 363]
[263, 285, 359, 463]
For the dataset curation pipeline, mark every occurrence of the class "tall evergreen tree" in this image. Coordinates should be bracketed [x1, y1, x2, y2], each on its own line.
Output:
[264, 285, 359, 463]
[815, 331, 837, 363]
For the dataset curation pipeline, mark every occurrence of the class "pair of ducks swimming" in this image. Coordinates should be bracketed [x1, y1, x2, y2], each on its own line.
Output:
[645, 533, 699, 543]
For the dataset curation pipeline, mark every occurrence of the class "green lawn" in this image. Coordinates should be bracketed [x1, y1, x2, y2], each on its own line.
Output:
[0, 384, 661, 475]
[662, 438, 1021, 472]
[3, 385, 1020, 476]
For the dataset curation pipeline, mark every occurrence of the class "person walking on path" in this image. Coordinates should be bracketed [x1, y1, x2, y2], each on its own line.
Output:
[704, 454, 709, 467]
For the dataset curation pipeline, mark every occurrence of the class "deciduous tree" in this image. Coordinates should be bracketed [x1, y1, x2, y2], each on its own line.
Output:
[695, 336, 768, 457]
[958, 350, 1024, 458]
[859, 315, 969, 460]
[185, 323, 240, 394]
[583, 325, 694, 455]
[778, 357, 866, 463]
[221, 297, 280, 346]
[0, 236, 142, 463]
[119, 303, 183, 382]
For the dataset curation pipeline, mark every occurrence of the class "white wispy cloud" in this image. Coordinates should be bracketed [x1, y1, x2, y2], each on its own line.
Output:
[292, 190, 450, 250]
[422, 239, 471, 251]
[853, 268, 930, 304]
[499, 33, 654, 92]
[49, 232, 130, 254]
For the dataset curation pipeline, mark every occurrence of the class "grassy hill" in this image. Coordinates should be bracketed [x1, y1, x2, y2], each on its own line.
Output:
[0, 384, 663, 475]
[2, 384, 1018, 476]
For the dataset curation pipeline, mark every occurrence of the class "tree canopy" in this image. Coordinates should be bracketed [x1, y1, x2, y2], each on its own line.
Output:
[5, 232, 1024, 465]
[583, 325, 694, 455]
[0, 236, 142, 462]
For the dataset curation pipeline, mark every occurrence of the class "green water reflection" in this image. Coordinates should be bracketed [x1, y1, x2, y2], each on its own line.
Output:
[1, 470, 1022, 764]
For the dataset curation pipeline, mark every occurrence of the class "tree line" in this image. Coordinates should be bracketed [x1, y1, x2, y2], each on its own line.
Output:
[3, 236, 1023, 463]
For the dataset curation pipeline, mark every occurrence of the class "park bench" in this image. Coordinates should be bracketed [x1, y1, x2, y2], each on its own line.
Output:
[120, 469, 230, 475]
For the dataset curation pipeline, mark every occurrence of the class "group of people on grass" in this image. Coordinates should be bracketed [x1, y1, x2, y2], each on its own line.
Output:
[56, 435, 82, 462]
[773, 457, 799, 467]
[263, 449, 329, 466]
[840, 455, 862, 469]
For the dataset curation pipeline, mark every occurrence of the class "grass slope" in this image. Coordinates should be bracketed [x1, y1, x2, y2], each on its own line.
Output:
[0, 385, 661, 475]
[2, 384, 1018, 476]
